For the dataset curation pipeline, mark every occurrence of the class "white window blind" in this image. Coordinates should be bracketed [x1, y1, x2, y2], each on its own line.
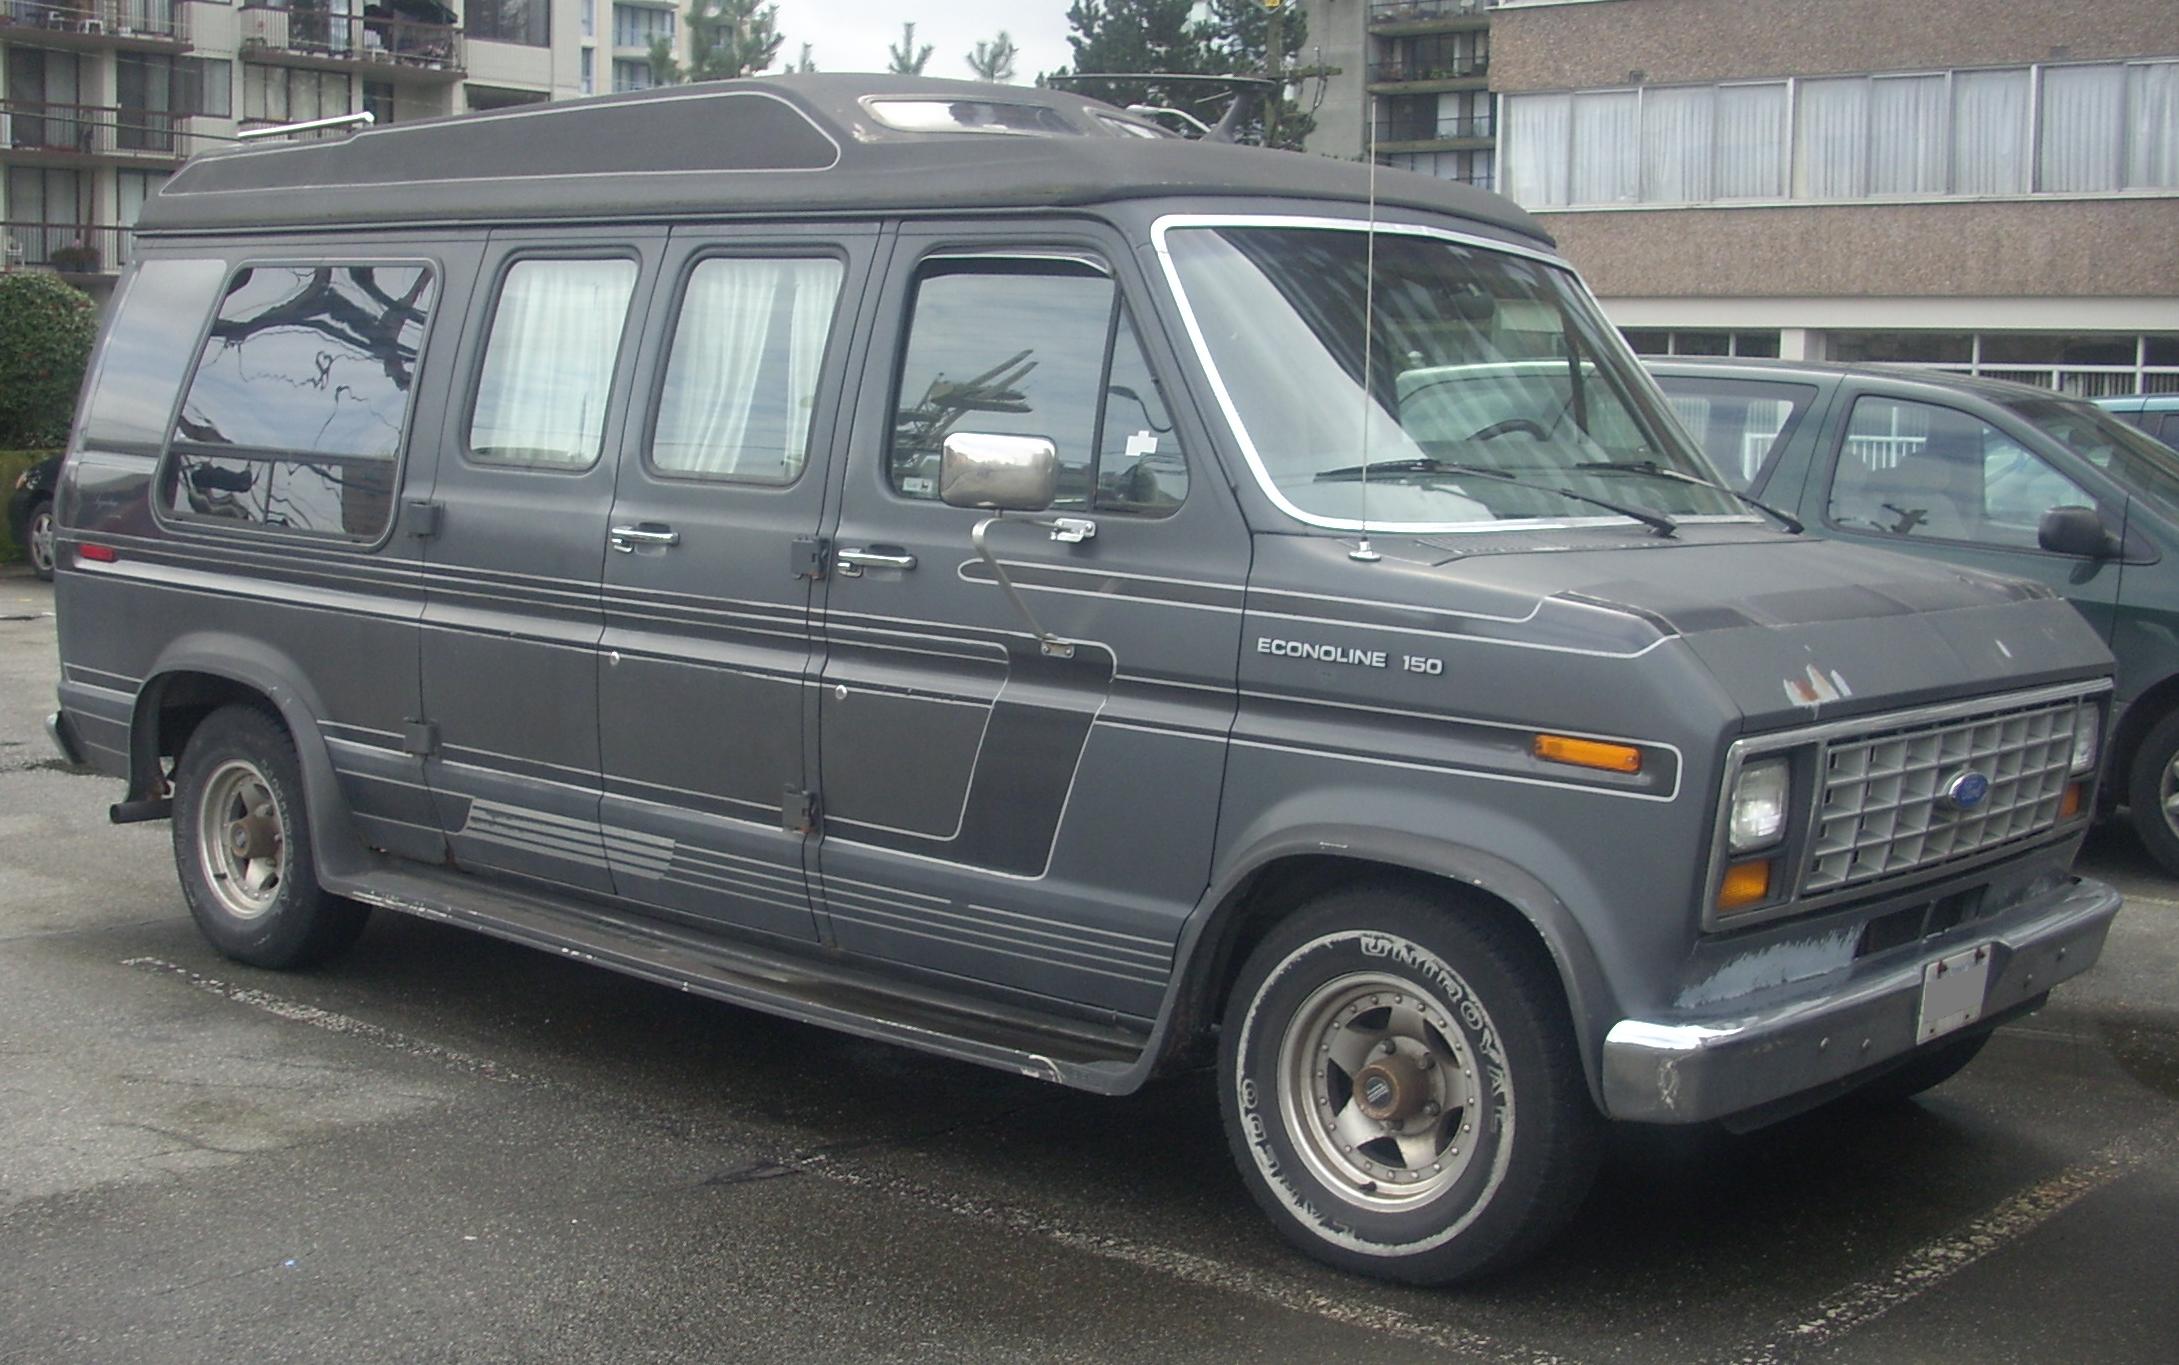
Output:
[2129, 61, 2179, 189]
[1795, 77, 1868, 198]
[1715, 83, 1787, 197]
[1570, 90, 1639, 203]
[1504, 93, 1571, 206]
[1870, 74, 1948, 194]
[1641, 85, 1713, 203]
[1951, 68, 2032, 194]
[2040, 64, 2124, 192]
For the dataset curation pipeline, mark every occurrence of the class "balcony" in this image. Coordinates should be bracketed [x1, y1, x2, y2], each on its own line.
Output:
[1366, 54, 1489, 94]
[238, 4, 466, 83]
[1372, 112, 1495, 154]
[2, 220, 129, 277]
[1368, 0, 1496, 37]
[0, 0, 190, 52]
[0, 99, 214, 166]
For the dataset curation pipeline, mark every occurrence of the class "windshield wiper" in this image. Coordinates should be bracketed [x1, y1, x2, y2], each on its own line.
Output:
[1573, 460, 1804, 534]
[1314, 458, 1678, 538]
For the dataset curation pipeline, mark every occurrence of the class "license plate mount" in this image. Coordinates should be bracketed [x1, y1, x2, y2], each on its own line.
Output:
[1917, 942, 1993, 1043]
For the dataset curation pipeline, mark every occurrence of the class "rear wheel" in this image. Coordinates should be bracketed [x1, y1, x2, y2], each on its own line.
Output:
[2125, 708, 2179, 877]
[25, 498, 55, 581]
[1218, 885, 1602, 1284]
[171, 705, 369, 968]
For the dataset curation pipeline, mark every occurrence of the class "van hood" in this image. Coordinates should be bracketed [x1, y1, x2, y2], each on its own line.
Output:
[1257, 530, 2112, 733]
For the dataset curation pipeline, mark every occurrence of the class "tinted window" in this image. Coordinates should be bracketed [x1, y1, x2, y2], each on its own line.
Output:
[1829, 396, 2089, 549]
[651, 257, 843, 484]
[890, 260, 1185, 516]
[469, 258, 639, 469]
[178, 264, 434, 458]
[79, 258, 226, 449]
[166, 451, 395, 541]
[1653, 375, 1817, 490]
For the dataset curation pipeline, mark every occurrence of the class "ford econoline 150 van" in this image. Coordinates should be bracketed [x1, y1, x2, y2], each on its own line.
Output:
[46, 77, 2120, 1284]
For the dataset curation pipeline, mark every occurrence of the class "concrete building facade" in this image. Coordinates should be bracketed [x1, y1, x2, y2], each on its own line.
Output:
[1300, 0, 1499, 188]
[1490, 0, 2178, 393]
[1, 0, 682, 298]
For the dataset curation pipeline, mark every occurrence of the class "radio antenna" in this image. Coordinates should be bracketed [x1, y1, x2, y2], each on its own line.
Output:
[1350, 95, 1383, 564]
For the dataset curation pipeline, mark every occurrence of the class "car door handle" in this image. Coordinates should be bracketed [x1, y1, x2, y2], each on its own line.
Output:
[836, 547, 918, 575]
[608, 525, 680, 552]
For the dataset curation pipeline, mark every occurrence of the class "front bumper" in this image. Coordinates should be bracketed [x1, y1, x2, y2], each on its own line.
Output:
[1601, 875, 2120, 1123]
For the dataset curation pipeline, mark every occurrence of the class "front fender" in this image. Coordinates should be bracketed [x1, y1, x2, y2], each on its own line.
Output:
[131, 632, 374, 882]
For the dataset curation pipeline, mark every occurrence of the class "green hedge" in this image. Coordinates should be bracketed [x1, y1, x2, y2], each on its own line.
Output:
[1, 448, 57, 565]
[0, 272, 97, 449]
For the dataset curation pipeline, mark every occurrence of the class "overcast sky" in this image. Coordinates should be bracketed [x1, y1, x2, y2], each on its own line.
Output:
[774, 2, 1078, 83]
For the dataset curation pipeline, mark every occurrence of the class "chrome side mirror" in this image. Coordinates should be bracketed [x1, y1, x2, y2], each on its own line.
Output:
[940, 433, 1058, 513]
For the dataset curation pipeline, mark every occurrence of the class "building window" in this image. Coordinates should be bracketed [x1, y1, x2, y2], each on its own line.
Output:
[612, 59, 654, 93]
[3, 167, 85, 270]
[1823, 331, 2179, 398]
[117, 169, 168, 263]
[582, 0, 595, 38]
[1506, 58, 2179, 208]
[612, 3, 674, 49]
[362, 81, 396, 126]
[244, 67, 352, 127]
[182, 57, 233, 119]
[468, 0, 550, 48]
[1622, 329, 1780, 359]
[580, 48, 595, 95]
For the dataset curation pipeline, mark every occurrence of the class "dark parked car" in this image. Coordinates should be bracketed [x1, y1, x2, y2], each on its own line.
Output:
[1652, 357, 2179, 871]
[7, 453, 60, 581]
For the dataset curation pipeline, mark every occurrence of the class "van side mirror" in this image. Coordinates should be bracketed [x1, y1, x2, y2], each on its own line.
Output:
[2038, 505, 2122, 559]
[940, 433, 1058, 513]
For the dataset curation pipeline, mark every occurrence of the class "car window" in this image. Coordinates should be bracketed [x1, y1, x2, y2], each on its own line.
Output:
[889, 258, 1185, 515]
[1652, 375, 1817, 490]
[1829, 395, 2090, 550]
[469, 258, 639, 469]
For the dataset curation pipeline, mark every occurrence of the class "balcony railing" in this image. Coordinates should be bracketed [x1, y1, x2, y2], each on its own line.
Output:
[2, 221, 128, 275]
[1369, 0, 1497, 26]
[1367, 55, 1489, 84]
[239, 4, 465, 76]
[1373, 114, 1496, 145]
[0, 0, 187, 42]
[1, 99, 212, 161]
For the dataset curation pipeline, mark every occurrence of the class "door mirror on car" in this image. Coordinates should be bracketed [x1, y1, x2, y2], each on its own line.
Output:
[2038, 505, 2122, 559]
[940, 433, 1058, 513]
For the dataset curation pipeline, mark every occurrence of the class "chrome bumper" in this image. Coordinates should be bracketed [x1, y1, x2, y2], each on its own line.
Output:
[1601, 876, 2121, 1124]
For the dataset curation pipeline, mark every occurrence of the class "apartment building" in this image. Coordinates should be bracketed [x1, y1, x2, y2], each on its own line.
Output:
[1, 0, 682, 298]
[1300, 0, 1500, 188]
[1489, 0, 2178, 394]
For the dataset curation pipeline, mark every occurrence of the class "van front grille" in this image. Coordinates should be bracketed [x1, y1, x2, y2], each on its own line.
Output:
[1804, 696, 2083, 895]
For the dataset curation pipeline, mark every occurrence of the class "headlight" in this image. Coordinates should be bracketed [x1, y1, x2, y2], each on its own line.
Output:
[1728, 759, 1790, 854]
[2071, 704, 2100, 776]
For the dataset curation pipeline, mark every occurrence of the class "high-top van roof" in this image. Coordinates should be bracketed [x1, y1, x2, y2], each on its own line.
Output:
[137, 74, 1550, 245]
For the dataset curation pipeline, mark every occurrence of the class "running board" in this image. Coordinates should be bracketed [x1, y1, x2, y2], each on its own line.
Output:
[335, 866, 1148, 1089]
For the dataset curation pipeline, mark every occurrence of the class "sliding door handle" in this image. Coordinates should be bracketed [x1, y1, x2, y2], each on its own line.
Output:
[836, 547, 918, 576]
[608, 525, 680, 552]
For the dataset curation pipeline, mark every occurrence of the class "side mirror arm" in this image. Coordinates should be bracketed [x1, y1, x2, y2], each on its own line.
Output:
[970, 512, 1096, 659]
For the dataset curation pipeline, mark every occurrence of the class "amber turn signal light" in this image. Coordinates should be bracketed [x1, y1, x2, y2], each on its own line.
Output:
[2060, 782, 2086, 820]
[1533, 734, 1642, 775]
[1716, 858, 1775, 913]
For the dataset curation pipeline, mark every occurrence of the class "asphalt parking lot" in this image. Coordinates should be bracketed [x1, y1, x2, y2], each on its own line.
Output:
[4, 567, 2176, 1364]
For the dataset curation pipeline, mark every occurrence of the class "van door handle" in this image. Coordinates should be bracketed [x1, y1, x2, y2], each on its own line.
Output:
[835, 547, 918, 577]
[608, 525, 680, 552]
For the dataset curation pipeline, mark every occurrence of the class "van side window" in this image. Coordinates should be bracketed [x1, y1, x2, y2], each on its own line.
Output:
[650, 256, 844, 484]
[1829, 396, 2090, 549]
[468, 258, 639, 469]
[80, 258, 227, 450]
[164, 263, 435, 540]
[889, 258, 1185, 515]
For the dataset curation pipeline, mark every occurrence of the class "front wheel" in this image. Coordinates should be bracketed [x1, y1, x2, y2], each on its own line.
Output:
[171, 705, 369, 968]
[1218, 886, 1602, 1284]
[25, 498, 55, 581]
[2125, 708, 2179, 877]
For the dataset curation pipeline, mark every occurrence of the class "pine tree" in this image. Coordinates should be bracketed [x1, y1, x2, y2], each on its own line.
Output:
[1200, 0, 1313, 149]
[1052, 1, 1206, 112]
[791, 42, 816, 73]
[648, 0, 785, 85]
[966, 31, 1018, 83]
[886, 22, 934, 76]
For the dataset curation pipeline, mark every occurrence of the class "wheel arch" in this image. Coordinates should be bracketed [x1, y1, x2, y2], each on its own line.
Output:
[1158, 826, 1619, 1111]
[2111, 671, 2179, 794]
[128, 634, 373, 883]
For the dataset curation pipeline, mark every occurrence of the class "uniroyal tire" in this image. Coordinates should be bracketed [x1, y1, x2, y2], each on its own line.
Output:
[1218, 885, 1602, 1284]
[171, 705, 369, 969]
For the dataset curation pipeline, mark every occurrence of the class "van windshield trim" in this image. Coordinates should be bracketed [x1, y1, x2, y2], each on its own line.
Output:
[1150, 212, 1760, 536]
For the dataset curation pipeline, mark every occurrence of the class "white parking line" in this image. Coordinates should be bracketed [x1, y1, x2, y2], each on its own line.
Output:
[124, 954, 1572, 1362]
[1717, 1127, 2166, 1365]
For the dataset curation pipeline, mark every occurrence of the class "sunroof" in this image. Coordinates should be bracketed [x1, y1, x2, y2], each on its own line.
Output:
[864, 98, 1081, 136]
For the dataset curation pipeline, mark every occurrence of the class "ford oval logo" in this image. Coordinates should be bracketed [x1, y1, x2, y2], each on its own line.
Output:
[1941, 771, 1992, 812]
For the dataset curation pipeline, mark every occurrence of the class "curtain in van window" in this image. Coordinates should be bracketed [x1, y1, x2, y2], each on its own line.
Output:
[650, 257, 842, 482]
[469, 258, 638, 467]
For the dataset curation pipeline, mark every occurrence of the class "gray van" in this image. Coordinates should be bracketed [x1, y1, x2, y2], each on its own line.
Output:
[46, 77, 2119, 1284]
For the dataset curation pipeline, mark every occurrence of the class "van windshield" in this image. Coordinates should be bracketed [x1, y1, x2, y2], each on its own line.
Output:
[2004, 395, 2179, 525]
[1161, 223, 1744, 531]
